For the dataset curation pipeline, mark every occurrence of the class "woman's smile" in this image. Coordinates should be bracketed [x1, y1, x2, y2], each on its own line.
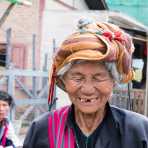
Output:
[78, 97, 98, 105]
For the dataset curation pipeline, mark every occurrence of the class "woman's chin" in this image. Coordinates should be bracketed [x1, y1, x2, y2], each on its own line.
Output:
[77, 105, 102, 114]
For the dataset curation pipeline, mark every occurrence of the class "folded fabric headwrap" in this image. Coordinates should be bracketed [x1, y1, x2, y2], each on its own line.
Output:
[49, 18, 135, 101]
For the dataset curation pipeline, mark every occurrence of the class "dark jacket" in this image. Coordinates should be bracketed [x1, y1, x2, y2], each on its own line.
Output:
[23, 105, 148, 148]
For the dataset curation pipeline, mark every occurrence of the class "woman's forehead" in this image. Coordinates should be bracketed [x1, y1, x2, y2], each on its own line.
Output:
[72, 60, 105, 68]
[68, 61, 108, 73]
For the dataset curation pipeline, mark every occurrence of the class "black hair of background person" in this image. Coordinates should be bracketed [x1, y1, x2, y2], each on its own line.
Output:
[0, 91, 14, 107]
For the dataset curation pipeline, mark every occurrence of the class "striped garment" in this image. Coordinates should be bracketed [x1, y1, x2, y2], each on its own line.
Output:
[48, 106, 75, 148]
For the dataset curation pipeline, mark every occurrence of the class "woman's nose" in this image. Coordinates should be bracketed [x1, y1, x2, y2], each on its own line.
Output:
[80, 80, 95, 95]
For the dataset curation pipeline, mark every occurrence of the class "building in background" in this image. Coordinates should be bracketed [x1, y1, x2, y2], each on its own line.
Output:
[0, 0, 45, 70]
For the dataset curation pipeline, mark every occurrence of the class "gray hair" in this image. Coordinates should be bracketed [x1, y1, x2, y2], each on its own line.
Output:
[57, 60, 122, 83]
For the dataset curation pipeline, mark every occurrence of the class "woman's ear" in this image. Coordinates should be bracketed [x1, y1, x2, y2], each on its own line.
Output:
[57, 76, 66, 91]
[60, 75, 65, 85]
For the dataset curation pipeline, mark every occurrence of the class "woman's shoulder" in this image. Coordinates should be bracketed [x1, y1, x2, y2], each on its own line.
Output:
[110, 105, 148, 129]
[111, 106, 148, 123]
[34, 106, 69, 120]
[32, 106, 70, 126]
[23, 112, 51, 148]
[33, 112, 50, 122]
[110, 105, 148, 141]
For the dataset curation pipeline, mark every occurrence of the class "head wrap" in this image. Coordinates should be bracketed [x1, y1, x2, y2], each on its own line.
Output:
[48, 18, 135, 104]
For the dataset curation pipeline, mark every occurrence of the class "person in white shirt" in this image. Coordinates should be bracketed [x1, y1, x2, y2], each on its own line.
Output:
[0, 91, 22, 148]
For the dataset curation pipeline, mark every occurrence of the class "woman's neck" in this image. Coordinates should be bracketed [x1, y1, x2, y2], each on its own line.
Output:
[74, 107, 106, 136]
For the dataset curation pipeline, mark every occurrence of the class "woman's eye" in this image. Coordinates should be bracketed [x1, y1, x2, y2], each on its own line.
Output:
[72, 77, 83, 82]
[93, 75, 107, 82]
[93, 77, 101, 82]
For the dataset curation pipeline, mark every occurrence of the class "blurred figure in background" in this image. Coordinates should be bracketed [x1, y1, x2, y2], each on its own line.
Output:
[0, 91, 21, 148]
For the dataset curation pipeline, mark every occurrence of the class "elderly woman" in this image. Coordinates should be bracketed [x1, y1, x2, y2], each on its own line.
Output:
[23, 18, 148, 148]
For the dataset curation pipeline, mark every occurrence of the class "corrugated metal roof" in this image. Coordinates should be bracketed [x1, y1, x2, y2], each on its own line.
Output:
[108, 11, 148, 32]
[108, 11, 148, 42]
[106, 0, 148, 25]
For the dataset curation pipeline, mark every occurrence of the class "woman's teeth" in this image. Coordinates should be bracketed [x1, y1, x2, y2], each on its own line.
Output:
[79, 98, 97, 103]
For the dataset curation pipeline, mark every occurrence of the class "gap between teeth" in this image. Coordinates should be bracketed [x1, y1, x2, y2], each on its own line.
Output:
[79, 98, 96, 102]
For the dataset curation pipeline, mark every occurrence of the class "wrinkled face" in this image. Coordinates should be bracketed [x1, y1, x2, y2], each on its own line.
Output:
[63, 61, 114, 114]
[0, 100, 10, 121]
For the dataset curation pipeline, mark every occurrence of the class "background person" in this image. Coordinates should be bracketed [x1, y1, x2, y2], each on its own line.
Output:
[23, 18, 148, 148]
[0, 91, 22, 148]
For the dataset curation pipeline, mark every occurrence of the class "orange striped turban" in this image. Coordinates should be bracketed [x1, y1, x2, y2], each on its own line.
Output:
[51, 18, 135, 94]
